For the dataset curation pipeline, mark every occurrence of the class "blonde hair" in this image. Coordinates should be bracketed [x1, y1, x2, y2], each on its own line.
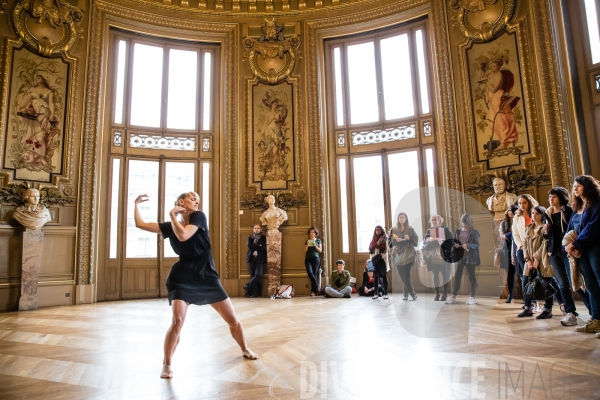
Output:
[175, 191, 200, 206]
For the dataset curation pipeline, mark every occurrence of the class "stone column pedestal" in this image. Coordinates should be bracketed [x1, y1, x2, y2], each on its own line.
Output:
[267, 231, 282, 296]
[19, 229, 44, 311]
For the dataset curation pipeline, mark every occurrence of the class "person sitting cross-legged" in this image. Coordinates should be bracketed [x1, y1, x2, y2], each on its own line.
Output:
[325, 260, 352, 298]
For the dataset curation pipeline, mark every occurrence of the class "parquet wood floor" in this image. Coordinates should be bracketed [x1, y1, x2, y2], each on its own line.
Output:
[0, 295, 598, 399]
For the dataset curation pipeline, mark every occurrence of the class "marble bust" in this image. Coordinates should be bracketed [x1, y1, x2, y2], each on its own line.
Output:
[260, 195, 288, 233]
[485, 178, 518, 221]
[13, 188, 51, 230]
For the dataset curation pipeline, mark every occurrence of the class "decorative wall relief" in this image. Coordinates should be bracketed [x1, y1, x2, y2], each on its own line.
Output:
[467, 32, 529, 168]
[252, 81, 295, 190]
[450, 0, 517, 42]
[11, 0, 84, 57]
[3, 46, 69, 182]
[465, 166, 550, 196]
[242, 18, 301, 84]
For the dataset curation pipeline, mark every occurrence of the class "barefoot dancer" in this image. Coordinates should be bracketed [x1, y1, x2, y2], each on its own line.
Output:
[134, 192, 258, 379]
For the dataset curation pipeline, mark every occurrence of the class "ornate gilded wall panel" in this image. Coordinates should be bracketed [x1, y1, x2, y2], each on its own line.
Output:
[80, 1, 239, 284]
[450, 0, 569, 195]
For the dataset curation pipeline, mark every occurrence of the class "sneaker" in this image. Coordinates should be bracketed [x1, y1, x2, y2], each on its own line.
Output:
[532, 301, 541, 313]
[536, 310, 553, 319]
[372, 295, 378, 300]
[574, 319, 600, 333]
[560, 312, 578, 326]
[434, 294, 440, 301]
[343, 293, 351, 299]
[466, 297, 476, 305]
[446, 296, 458, 304]
[383, 294, 389, 300]
[310, 292, 315, 297]
[596, 332, 600, 338]
[440, 294, 447, 302]
[403, 295, 408, 301]
[518, 309, 533, 317]
[411, 292, 417, 301]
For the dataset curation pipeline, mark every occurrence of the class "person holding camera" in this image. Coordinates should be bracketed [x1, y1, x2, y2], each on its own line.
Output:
[305, 226, 323, 296]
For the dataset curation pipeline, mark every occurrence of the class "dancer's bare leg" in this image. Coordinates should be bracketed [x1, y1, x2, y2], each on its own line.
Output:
[211, 298, 258, 359]
[161, 300, 189, 378]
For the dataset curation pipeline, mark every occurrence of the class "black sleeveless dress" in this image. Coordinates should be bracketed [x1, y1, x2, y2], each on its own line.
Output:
[159, 211, 228, 305]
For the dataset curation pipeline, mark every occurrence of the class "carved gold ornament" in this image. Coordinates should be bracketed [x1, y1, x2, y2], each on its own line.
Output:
[11, 0, 84, 56]
[449, 0, 517, 42]
[243, 18, 301, 84]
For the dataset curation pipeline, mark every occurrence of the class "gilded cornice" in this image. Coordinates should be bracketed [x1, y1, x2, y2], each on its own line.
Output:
[112, 0, 400, 18]
[80, 0, 239, 284]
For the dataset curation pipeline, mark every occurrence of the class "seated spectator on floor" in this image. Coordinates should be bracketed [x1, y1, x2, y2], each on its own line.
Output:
[358, 260, 383, 297]
[325, 260, 352, 298]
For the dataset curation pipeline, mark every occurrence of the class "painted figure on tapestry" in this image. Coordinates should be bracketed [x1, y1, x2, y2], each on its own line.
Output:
[470, 33, 529, 168]
[6, 52, 65, 175]
[255, 90, 291, 182]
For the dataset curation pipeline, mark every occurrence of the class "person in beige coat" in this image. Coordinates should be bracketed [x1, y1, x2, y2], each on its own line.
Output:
[518, 205, 560, 319]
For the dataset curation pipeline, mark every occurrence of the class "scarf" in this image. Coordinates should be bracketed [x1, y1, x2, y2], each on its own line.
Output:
[370, 233, 387, 251]
[252, 232, 262, 244]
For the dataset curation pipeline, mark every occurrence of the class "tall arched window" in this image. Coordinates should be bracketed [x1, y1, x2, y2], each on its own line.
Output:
[99, 30, 218, 300]
[324, 19, 439, 271]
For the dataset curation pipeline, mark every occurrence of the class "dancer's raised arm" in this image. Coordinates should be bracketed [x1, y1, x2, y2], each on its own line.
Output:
[134, 194, 161, 233]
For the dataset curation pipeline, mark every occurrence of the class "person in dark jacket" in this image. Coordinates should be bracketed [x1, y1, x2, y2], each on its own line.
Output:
[369, 225, 389, 300]
[246, 224, 266, 297]
[565, 176, 600, 334]
[422, 215, 453, 301]
[500, 205, 518, 303]
[358, 261, 384, 297]
[544, 187, 590, 326]
[446, 213, 480, 305]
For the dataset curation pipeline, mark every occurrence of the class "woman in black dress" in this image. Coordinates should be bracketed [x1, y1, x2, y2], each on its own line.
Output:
[134, 192, 258, 379]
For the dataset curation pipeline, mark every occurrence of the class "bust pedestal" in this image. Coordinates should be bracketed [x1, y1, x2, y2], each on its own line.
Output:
[266, 231, 282, 296]
[18, 229, 44, 311]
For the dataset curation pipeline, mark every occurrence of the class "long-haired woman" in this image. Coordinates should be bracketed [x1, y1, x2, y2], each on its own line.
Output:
[389, 213, 419, 300]
[422, 214, 453, 301]
[500, 205, 518, 302]
[134, 192, 258, 379]
[565, 176, 600, 335]
[512, 194, 539, 306]
[446, 213, 480, 305]
[518, 206, 559, 318]
[304, 226, 323, 297]
[369, 225, 389, 299]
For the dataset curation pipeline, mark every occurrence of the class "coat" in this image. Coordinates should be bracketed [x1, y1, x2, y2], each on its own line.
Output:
[421, 225, 453, 270]
[246, 234, 267, 264]
[454, 228, 480, 265]
[544, 205, 573, 255]
[522, 224, 553, 278]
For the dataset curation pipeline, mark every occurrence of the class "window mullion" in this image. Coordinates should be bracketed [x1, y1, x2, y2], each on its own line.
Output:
[198, 51, 203, 133]
[374, 39, 385, 124]
[125, 38, 134, 130]
[161, 46, 169, 133]
[407, 30, 420, 119]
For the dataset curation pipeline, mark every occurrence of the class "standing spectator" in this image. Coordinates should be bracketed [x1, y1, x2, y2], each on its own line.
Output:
[324, 260, 352, 298]
[304, 226, 323, 297]
[544, 187, 590, 326]
[422, 215, 453, 301]
[369, 225, 389, 300]
[500, 205, 518, 303]
[446, 213, 480, 305]
[565, 176, 600, 334]
[245, 224, 266, 297]
[512, 194, 539, 305]
[389, 213, 419, 301]
[518, 206, 559, 318]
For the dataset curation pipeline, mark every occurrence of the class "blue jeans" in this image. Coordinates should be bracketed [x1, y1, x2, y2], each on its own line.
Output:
[549, 251, 577, 314]
[516, 249, 528, 301]
[577, 245, 600, 320]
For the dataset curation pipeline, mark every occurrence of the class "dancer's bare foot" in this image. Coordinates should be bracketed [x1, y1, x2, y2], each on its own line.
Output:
[161, 364, 173, 379]
[242, 349, 259, 360]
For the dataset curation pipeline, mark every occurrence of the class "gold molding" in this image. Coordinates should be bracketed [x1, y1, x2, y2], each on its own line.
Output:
[449, 0, 517, 42]
[242, 18, 301, 84]
[457, 15, 551, 189]
[11, 0, 84, 56]
[0, 38, 77, 197]
[80, 1, 239, 284]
